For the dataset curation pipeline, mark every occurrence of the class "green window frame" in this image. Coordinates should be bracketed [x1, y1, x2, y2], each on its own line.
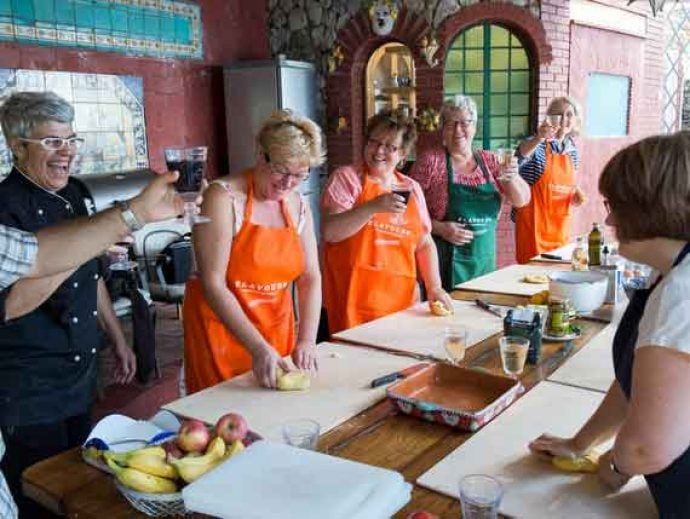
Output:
[444, 24, 533, 150]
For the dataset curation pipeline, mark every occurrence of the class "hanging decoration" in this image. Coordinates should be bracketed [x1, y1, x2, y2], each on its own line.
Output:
[419, 33, 441, 67]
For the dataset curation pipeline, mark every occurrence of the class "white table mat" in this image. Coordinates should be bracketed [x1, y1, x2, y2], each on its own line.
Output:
[454, 264, 567, 296]
[332, 301, 503, 360]
[417, 381, 655, 518]
[163, 342, 418, 442]
[529, 242, 577, 263]
[183, 441, 411, 519]
[548, 324, 617, 393]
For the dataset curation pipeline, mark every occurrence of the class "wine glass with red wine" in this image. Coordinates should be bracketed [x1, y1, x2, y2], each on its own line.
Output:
[164, 146, 210, 225]
[391, 183, 411, 224]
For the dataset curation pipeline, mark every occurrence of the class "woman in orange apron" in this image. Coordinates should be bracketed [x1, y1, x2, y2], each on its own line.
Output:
[183, 111, 325, 392]
[321, 112, 453, 335]
[515, 96, 587, 264]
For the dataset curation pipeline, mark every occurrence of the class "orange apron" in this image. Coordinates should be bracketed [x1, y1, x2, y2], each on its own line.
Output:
[183, 174, 305, 394]
[515, 143, 575, 264]
[323, 170, 424, 334]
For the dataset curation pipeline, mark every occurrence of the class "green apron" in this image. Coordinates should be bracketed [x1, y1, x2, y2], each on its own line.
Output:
[434, 151, 501, 290]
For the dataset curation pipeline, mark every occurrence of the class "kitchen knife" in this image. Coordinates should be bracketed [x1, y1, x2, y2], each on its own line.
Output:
[474, 299, 504, 318]
[370, 363, 428, 388]
[541, 253, 564, 260]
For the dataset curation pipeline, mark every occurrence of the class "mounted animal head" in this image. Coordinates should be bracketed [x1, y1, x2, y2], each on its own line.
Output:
[368, 0, 399, 36]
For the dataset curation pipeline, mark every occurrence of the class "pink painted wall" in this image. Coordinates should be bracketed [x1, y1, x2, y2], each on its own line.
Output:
[568, 17, 664, 243]
[0, 0, 270, 179]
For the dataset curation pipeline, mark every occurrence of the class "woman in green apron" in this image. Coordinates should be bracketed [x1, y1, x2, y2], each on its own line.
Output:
[409, 95, 531, 290]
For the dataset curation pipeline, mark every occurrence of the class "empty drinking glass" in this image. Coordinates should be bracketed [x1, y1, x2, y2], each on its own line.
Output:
[282, 419, 320, 450]
[459, 474, 503, 519]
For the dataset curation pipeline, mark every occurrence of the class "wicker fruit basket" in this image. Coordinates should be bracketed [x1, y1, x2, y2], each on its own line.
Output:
[115, 482, 186, 517]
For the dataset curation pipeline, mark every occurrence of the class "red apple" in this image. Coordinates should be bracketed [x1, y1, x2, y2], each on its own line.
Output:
[215, 412, 248, 443]
[406, 512, 438, 519]
[176, 419, 211, 453]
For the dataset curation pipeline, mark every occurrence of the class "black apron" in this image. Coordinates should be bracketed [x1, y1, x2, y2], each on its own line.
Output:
[612, 243, 690, 518]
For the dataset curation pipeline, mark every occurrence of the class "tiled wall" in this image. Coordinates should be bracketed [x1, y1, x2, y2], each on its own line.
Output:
[0, 68, 148, 177]
[0, 0, 202, 59]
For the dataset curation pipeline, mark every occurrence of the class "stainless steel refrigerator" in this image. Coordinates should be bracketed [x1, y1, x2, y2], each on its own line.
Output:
[224, 58, 323, 238]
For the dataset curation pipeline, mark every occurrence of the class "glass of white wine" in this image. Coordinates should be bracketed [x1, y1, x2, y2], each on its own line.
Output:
[443, 326, 468, 365]
[499, 335, 530, 377]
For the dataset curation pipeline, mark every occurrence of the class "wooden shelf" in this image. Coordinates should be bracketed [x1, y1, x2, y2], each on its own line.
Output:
[366, 42, 417, 120]
[381, 86, 415, 94]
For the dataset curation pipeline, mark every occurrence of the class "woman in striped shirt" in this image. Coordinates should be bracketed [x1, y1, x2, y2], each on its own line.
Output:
[514, 96, 587, 263]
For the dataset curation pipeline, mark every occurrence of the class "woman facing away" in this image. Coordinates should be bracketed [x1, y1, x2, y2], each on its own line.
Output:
[529, 131, 690, 518]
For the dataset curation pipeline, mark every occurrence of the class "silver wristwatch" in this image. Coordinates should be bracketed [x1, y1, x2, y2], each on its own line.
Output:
[116, 200, 143, 232]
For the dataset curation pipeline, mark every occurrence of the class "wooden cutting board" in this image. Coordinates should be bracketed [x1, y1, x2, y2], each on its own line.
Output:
[163, 342, 418, 442]
[417, 381, 656, 518]
[529, 242, 577, 263]
[548, 324, 616, 393]
[332, 301, 503, 361]
[454, 264, 567, 296]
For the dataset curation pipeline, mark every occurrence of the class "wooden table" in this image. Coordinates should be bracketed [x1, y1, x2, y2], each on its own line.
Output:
[23, 290, 608, 518]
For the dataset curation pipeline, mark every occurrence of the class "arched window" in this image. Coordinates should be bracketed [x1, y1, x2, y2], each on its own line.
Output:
[444, 24, 533, 150]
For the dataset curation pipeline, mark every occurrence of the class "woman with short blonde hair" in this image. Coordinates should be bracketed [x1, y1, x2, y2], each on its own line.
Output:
[530, 131, 690, 517]
[183, 110, 325, 392]
[514, 95, 586, 263]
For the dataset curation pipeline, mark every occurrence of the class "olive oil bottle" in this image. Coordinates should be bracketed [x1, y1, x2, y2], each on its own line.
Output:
[588, 223, 602, 266]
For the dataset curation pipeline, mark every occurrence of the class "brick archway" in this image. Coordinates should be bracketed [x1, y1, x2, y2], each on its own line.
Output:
[325, 6, 433, 169]
[324, 3, 552, 170]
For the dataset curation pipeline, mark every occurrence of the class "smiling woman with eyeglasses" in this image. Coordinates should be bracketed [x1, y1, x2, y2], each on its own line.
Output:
[321, 111, 453, 334]
[183, 110, 326, 393]
[0, 91, 136, 516]
[409, 95, 530, 290]
[514, 95, 587, 263]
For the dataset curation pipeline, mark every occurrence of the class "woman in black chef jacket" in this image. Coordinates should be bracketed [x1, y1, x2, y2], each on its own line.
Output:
[528, 131, 690, 518]
[0, 91, 136, 515]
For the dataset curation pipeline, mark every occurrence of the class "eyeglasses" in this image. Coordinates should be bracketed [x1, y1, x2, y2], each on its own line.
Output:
[264, 154, 310, 182]
[18, 136, 84, 151]
[367, 138, 400, 154]
[444, 119, 475, 129]
[603, 200, 611, 214]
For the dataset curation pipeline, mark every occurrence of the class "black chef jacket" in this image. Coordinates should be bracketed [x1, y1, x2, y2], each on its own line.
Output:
[0, 168, 102, 426]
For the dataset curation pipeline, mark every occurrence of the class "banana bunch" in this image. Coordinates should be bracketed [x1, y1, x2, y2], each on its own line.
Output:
[169, 436, 226, 483]
[223, 439, 245, 460]
[104, 447, 178, 494]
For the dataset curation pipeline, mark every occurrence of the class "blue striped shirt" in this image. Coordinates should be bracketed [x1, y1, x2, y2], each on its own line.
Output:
[517, 137, 580, 186]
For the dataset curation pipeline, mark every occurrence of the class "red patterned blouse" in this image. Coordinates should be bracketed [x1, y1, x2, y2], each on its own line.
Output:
[408, 147, 504, 221]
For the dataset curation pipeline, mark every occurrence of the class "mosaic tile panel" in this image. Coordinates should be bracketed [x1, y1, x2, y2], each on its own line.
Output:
[0, 69, 148, 178]
[0, 0, 202, 59]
